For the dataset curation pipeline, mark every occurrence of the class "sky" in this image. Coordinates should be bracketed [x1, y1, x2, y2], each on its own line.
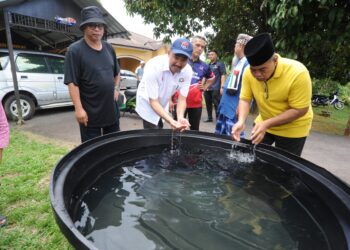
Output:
[100, 0, 212, 41]
[100, 0, 157, 39]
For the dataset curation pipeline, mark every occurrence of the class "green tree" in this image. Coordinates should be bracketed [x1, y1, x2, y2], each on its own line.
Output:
[124, 0, 350, 83]
[268, 0, 350, 83]
[124, 0, 269, 60]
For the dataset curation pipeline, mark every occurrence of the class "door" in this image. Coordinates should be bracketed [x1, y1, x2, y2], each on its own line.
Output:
[120, 70, 138, 89]
[46, 56, 70, 102]
[15, 53, 56, 105]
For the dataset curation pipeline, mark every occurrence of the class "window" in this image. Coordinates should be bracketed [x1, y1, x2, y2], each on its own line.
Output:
[46, 56, 64, 74]
[121, 70, 137, 78]
[16, 54, 49, 73]
[0, 52, 9, 70]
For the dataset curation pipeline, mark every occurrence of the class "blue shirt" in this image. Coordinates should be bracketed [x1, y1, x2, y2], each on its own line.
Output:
[186, 59, 214, 107]
[136, 67, 144, 80]
[208, 61, 226, 90]
[189, 59, 213, 84]
[217, 59, 248, 119]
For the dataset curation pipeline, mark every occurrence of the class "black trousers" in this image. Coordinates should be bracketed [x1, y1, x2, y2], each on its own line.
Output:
[204, 90, 221, 120]
[142, 118, 163, 129]
[185, 107, 202, 131]
[79, 121, 120, 143]
[262, 132, 307, 156]
[79, 105, 120, 143]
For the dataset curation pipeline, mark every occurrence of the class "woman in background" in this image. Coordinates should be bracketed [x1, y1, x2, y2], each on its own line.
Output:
[0, 102, 10, 227]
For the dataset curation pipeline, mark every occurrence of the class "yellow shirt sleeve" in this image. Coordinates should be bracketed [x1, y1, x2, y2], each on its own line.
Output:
[288, 70, 312, 109]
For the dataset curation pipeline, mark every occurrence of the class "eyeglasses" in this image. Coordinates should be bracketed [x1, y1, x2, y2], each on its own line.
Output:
[87, 23, 104, 30]
[263, 81, 269, 99]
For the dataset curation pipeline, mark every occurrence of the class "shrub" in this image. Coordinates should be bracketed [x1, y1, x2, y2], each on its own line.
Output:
[312, 78, 339, 95]
[312, 79, 350, 105]
[339, 83, 350, 105]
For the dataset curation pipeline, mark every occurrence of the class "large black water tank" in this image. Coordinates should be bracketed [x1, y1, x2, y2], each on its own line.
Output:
[50, 130, 350, 249]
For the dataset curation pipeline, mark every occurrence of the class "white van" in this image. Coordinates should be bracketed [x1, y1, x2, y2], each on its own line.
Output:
[0, 49, 72, 120]
[120, 69, 138, 90]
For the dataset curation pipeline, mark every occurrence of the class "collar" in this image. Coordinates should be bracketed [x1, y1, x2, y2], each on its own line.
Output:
[190, 57, 201, 63]
[269, 54, 282, 80]
[239, 57, 247, 64]
[161, 55, 172, 72]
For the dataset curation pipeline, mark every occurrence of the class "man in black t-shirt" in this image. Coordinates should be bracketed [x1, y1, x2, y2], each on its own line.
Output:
[64, 6, 121, 142]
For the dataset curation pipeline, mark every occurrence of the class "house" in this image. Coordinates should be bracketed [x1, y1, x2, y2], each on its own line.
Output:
[0, 0, 166, 72]
[0, 0, 129, 52]
[0, 0, 130, 122]
[109, 31, 168, 72]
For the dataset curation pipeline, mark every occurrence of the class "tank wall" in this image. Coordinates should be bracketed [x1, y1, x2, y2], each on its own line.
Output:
[51, 130, 350, 250]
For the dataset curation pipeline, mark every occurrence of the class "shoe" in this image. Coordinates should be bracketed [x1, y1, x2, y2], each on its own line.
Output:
[204, 119, 213, 122]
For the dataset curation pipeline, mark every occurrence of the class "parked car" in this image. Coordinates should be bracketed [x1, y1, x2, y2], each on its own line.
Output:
[0, 49, 71, 120]
[120, 69, 138, 90]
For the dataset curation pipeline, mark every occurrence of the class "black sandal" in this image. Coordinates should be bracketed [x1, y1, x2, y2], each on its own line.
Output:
[0, 215, 7, 227]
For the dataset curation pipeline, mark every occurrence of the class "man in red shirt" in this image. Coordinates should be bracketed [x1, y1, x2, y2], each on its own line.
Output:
[186, 35, 215, 130]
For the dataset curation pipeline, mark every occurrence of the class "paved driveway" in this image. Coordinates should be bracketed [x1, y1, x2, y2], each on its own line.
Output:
[13, 106, 350, 184]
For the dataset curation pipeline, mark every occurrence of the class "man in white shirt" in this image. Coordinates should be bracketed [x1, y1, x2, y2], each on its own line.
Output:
[136, 38, 193, 131]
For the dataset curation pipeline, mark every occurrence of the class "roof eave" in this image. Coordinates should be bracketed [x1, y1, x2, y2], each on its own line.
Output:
[111, 44, 159, 51]
[0, 0, 26, 8]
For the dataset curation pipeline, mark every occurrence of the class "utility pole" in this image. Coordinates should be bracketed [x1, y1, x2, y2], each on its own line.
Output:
[344, 115, 350, 136]
[4, 9, 24, 125]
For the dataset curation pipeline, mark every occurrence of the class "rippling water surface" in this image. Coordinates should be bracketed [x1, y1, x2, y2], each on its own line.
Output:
[73, 144, 329, 250]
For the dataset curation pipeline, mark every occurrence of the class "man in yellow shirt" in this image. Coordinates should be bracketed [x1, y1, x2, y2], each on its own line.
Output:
[232, 33, 313, 156]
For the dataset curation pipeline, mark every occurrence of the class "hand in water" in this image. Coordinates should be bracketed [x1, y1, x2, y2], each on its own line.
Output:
[231, 121, 245, 141]
[250, 122, 267, 144]
[178, 117, 190, 129]
[171, 118, 190, 132]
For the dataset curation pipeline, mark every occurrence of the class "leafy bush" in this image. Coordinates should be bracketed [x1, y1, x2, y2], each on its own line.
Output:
[312, 79, 349, 105]
[312, 78, 339, 95]
[339, 83, 350, 105]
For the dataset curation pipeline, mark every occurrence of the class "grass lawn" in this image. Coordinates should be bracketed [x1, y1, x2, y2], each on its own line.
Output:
[0, 128, 73, 250]
[311, 105, 350, 135]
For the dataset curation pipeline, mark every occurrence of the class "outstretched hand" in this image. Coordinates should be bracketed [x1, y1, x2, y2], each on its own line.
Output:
[170, 118, 190, 132]
[250, 122, 267, 144]
[231, 121, 245, 141]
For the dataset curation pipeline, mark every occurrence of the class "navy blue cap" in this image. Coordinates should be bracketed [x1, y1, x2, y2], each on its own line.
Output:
[171, 38, 193, 59]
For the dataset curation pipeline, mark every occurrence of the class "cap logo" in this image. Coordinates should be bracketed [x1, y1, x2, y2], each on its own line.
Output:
[181, 41, 189, 49]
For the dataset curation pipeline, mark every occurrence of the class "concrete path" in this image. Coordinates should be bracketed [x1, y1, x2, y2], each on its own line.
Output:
[12, 106, 350, 184]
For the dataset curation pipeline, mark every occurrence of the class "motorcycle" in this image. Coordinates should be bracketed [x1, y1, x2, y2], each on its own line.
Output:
[117, 89, 137, 115]
[311, 91, 345, 110]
